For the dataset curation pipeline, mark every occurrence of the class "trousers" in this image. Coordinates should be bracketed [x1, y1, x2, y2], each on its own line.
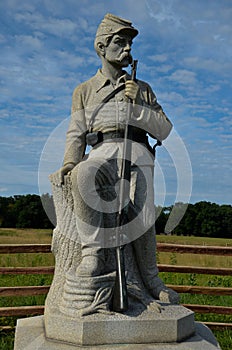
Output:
[70, 141, 159, 288]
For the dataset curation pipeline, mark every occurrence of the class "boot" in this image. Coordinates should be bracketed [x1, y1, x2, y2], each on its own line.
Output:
[132, 229, 179, 304]
[148, 276, 180, 304]
[76, 249, 105, 277]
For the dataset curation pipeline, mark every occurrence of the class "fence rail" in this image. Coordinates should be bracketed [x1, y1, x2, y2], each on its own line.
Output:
[0, 267, 55, 275]
[0, 243, 232, 331]
[0, 304, 232, 317]
[1, 284, 232, 298]
[0, 244, 51, 254]
[157, 243, 232, 256]
[1, 243, 232, 255]
[1, 264, 232, 276]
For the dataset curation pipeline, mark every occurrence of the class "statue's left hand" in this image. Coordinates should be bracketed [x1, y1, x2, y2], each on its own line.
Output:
[49, 163, 75, 186]
[125, 80, 141, 104]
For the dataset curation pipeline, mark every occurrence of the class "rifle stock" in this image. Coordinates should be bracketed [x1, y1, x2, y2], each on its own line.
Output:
[112, 60, 138, 312]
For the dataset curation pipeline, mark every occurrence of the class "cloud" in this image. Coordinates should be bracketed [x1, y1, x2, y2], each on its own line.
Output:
[148, 54, 168, 63]
[15, 12, 78, 37]
[0, 0, 231, 206]
[146, 0, 183, 28]
[15, 34, 43, 51]
[183, 56, 232, 77]
[168, 69, 197, 86]
[0, 187, 8, 193]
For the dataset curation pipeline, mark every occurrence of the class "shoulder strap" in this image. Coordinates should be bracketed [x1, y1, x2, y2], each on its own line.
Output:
[88, 83, 125, 132]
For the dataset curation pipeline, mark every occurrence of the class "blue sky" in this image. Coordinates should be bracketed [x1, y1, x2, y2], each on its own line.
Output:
[0, 0, 231, 206]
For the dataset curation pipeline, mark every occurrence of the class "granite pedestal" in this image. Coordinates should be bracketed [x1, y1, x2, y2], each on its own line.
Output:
[44, 304, 194, 345]
[14, 312, 221, 349]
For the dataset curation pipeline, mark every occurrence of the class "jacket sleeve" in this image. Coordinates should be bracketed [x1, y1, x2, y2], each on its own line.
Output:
[132, 81, 172, 141]
[63, 85, 87, 166]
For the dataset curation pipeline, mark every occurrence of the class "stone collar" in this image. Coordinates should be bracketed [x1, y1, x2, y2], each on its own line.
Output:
[95, 69, 129, 92]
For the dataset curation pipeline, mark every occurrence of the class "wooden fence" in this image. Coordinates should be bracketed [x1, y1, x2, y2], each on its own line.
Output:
[0, 243, 232, 332]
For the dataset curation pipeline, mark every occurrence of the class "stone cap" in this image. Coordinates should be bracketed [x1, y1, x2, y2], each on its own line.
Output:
[96, 13, 138, 39]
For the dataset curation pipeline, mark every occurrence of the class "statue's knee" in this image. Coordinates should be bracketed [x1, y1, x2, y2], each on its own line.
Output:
[71, 161, 96, 187]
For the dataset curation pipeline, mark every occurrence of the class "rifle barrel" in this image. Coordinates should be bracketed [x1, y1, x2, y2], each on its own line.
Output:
[112, 60, 138, 312]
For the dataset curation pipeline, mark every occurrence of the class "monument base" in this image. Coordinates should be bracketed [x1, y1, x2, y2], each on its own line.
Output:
[14, 315, 221, 350]
[44, 304, 195, 345]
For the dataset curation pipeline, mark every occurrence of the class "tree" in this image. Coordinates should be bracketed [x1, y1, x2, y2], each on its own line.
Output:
[0, 193, 231, 236]
[0, 196, 16, 227]
[155, 206, 169, 234]
[2, 194, 55, 229]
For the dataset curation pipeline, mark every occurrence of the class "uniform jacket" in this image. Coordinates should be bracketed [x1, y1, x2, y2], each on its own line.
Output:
[63, 69, 172, 166]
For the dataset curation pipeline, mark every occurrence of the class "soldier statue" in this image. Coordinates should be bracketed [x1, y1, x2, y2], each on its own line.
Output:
[50, 13, 179, 316]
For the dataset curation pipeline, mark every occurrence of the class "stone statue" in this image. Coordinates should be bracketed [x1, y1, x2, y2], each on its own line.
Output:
[46, 12, 179, 319]
[14, 14, 222, 349]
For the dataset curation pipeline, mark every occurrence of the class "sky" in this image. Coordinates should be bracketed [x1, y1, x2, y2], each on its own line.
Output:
[0, 0, 232, 207]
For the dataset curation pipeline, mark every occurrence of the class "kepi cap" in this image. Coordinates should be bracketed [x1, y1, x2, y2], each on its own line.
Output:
[96, 13, 138, 39]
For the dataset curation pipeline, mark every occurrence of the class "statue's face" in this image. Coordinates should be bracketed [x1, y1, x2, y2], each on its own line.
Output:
[104, 32, 133, 67]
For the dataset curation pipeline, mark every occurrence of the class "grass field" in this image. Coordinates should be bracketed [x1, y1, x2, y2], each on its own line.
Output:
[0, 228, 232, 349]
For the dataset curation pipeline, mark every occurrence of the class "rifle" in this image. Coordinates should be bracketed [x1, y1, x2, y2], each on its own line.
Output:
[112, 59, 138, 312]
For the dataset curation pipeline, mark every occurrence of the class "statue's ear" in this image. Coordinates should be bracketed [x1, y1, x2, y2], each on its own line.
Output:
[97, 42, 106, 56]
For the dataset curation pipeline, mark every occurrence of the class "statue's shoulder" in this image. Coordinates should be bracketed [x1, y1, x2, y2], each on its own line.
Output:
[136, 78, 155, 97]
[72, 73, 98, 97]
[137, 78, 152, 90]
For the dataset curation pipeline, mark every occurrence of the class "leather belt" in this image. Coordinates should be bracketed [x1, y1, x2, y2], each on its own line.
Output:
[100, 130, 147, 143]
[94, 130, 155, 155]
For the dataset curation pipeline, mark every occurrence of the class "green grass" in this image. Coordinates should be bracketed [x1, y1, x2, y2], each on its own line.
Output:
[0, 228, 53, 244]
[0, 332, 14, 350]
[156, 235, 232, 269]
[0, 230, 232, 349]
[156, 234, 232, 246]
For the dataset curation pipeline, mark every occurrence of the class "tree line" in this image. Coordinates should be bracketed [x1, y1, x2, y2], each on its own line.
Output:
[0, 195, 231, 238]
[0, 194, 55, 229]
[156, 201, 232, 238]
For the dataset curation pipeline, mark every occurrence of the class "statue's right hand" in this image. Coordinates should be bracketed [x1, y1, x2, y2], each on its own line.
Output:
[49, 163, 75, 186]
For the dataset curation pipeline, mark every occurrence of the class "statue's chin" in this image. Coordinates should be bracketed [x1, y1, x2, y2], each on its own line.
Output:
[115, 54, 132, 66]
[116, 58, 130, 68]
